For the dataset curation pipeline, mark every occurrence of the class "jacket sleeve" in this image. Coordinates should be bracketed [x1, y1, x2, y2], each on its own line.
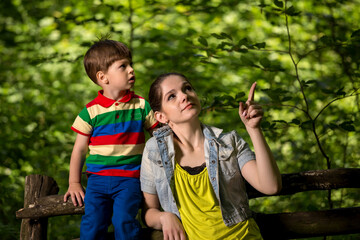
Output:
[233, 130, 256, 170]
[140, 143, 157, 194]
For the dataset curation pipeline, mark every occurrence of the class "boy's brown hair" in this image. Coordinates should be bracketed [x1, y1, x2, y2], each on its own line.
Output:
[84, 39, 132, 84]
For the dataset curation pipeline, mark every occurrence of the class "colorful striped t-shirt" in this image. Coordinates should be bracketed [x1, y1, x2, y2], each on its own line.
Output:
[71, 90, 158, 178]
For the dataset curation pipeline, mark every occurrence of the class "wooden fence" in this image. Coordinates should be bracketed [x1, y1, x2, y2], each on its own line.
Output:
[16, 168, 360, 239]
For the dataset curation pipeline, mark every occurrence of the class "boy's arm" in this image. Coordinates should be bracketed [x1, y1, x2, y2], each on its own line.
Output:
[64, 133, 89, 206]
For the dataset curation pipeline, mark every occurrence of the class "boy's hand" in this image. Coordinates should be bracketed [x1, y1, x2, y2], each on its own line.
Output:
[239, 82, 264, 129]
[64, 183, 85, 207]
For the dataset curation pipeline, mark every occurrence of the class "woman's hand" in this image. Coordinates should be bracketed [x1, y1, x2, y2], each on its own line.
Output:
[160, 212, 187, 240]
[239, 82, 263, 129]
[143, 192, 187, 239]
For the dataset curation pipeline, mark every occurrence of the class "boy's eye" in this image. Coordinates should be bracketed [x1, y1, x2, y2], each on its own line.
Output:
[119, 64, 126, 69]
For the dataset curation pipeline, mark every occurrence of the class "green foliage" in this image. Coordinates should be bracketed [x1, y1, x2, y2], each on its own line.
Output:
[0, 0, 359, 239]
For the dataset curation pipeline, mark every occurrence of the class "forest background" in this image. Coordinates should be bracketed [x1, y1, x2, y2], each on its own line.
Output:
[1, 0, 359, 239]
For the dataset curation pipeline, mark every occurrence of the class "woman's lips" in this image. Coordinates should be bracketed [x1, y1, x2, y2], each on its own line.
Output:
[182, 103, 193, 111]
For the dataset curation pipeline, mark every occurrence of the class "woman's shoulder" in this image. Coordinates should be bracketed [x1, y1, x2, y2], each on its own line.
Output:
[203, 124, 240, 141]
[144, 135, 158, 149]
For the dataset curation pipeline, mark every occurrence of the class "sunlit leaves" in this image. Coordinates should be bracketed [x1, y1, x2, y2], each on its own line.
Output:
[1, 0, 359, 239]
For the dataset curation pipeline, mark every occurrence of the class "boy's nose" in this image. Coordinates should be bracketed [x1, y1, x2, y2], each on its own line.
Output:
[129, 66, 134, 74]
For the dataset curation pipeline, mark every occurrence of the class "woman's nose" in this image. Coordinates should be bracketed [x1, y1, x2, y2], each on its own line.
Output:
[180, 92, 188, 102]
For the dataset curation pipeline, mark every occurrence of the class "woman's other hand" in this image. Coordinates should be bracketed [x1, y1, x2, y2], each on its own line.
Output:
[160, 212, 187, 240]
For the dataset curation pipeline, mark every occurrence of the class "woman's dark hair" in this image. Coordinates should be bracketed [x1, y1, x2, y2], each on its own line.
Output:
[148, 72, 190, 112]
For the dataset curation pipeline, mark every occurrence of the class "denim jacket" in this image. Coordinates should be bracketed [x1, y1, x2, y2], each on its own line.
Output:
[140, 124, 256, 226]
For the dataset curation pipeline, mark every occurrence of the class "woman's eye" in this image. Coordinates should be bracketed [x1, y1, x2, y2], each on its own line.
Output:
[168, 94, 175, 101]
[185, 85, 193, 91]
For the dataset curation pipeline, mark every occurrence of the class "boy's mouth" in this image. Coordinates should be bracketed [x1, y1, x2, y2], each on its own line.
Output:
[129, 76, 135, 83]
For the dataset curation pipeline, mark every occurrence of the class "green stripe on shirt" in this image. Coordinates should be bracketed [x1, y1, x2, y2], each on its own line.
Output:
[90, 108, 144, 127]
[86, 154, 142, 165]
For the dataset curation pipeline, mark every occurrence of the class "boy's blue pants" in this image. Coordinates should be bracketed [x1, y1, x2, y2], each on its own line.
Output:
[80, 174, 142, 240]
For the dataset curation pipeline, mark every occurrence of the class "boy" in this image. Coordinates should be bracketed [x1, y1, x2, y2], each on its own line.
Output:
[64, 39, 158, 239]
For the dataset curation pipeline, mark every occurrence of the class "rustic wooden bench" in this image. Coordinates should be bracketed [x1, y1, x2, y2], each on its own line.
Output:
[16, 168, 360, 239]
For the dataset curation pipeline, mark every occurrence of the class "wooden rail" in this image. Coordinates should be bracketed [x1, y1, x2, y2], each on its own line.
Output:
[16, 168, 360, 239]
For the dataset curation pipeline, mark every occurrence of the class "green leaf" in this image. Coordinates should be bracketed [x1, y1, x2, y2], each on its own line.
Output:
[319, 36, 333, 45]
[273, 120, 287, 124]
[291, 119, 301, 125]
[328, 123, 339, 130]
[238, 38, 249, 47]
[300, 120, 313, 130]
[240, 55, 255, 66]
[254, 42, 266, 49]
[220, 32, 232, 40]
[260, 58, 271, 67]
[235, 92, 245, 100]
[282, 96, 292, 102]
[198, 36, 208, 47]
[285, 6, 301, 16]
[321, 88, 335, 95]
[261, 120, 271, 129]
[339, 121, 355, 131]
[306, 80, 317, 85]
[336, 87, 346, 96]
[273, 0, 283, 8]
[235, 48, 249, 53]
[211, 33, 225, 39]
[217, 41, 233, 50]
[351, 29, 360, 38]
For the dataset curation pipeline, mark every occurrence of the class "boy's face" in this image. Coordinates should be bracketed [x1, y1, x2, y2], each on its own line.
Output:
[104, 58, 135, 91]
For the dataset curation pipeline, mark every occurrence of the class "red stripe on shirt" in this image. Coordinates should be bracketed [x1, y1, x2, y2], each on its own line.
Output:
[148, 121, 159, 130]
[87, 169, 140, 178]
[71, 126, 91, 136]
[89, 132, 145, 146]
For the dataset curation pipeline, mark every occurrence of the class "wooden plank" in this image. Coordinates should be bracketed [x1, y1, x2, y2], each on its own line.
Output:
[17, 195, 84, 219]
[247, 168, 360, 199]
[19, 175, 59, 240]
[254, 207, 360, 239]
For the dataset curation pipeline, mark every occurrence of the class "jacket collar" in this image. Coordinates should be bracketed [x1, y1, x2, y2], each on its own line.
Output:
[153, 123, 223, 141]
[95, 90, 134, 108]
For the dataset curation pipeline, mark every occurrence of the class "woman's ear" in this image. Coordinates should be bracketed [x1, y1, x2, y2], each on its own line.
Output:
[155, 111, 168, 124]
[96, 71, 108, 85]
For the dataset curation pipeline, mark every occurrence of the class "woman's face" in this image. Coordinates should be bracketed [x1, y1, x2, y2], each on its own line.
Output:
[156, 75, 201, 125]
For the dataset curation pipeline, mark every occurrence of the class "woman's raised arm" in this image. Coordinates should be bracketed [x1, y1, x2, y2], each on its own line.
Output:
[239, 83, 282, 195]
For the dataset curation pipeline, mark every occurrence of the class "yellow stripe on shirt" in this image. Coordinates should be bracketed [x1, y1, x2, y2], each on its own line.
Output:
[89, 143, 145, 157]
[87, 98, 144, 119]
[72, 116, 93, 135]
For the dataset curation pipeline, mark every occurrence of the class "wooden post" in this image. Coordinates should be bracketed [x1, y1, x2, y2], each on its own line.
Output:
[20, 175, 59, 240]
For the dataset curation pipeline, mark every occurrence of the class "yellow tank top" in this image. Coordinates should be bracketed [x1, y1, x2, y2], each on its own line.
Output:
[174, 162, 262, 240]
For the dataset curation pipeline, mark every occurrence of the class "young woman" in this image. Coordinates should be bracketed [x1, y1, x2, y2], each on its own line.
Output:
[140, 72, 282, 240]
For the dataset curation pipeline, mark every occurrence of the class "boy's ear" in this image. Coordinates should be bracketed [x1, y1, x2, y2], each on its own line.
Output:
[154, 111, 168, 124]
[96, 71, 108, 85]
